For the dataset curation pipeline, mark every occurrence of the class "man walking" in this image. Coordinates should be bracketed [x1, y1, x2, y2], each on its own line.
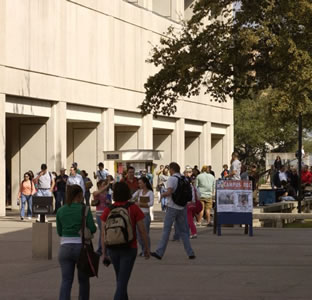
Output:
[54, 167, 68, 213]
[151, 162, 195, 260]
[93, 162, 109, 181]
[67, 166, 85, 196]
[34, 163, 55, 222]
[122, 166, 139, 195]
[196, 165, 215, 226]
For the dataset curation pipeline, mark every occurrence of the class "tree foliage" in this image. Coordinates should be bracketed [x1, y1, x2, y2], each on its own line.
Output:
[234, 91, 298, 165]
[140, 0, 312, 118]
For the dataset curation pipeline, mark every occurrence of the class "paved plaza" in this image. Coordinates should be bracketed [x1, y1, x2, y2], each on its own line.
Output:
[0, 211, 312, 300]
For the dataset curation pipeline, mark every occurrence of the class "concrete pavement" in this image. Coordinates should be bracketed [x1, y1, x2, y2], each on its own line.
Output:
[0, 211, 312, 300]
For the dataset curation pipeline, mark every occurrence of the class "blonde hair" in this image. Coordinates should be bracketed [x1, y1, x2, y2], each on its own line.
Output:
[201, 165, 209, 173]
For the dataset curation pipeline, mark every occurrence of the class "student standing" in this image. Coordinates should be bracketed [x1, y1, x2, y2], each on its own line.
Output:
[132, 176, 154, 256]
[56, 184, 96, 300]
[101, 182, 150, 300]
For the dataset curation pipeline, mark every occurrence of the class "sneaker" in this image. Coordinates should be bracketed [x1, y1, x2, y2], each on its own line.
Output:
[190, 234, 197, 239]
[189, 255, 196, 259]
[28, 217, 32, 220]
[150, 252, 162, 260]
[195, 222, 201, 227]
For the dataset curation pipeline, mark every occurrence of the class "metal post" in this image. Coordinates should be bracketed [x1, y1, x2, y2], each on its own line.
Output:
[298, 114, 302, 213]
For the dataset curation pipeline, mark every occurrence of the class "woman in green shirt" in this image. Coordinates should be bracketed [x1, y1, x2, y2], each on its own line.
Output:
[56, 184, 96, 300]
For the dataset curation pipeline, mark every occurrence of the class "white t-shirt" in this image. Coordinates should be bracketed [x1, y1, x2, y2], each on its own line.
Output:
[167, 173, 184, 210]
[132, 189, 154, 214]
[230, 159, 241, 180]
[67, 174, 86, 196]
[96, 169, 109, 181]
[279, 171, 288, 183]
[36, 171, 52, 189]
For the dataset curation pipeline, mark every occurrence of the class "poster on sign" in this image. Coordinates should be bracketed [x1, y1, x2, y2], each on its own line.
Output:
[216, 180, 253, 213]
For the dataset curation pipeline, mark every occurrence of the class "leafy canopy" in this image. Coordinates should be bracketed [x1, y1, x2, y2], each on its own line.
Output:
[140, 0, 312, 118]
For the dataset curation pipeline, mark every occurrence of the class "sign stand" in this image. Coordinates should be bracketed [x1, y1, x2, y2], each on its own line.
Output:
[214, 180, 253, 237]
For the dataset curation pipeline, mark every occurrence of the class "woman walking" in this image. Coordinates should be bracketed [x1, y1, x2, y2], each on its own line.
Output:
[92, 179, 111, 255]
[101, 182, 150, 300]
[81, 170, 93, 206]
[56, 184, 96, 300]
[132, 176, 154, 256]
[18, 172, 36, 220]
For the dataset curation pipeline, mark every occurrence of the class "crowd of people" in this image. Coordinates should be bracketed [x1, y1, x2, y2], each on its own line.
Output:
[17, 151, 252, 300]
[269, 155, 312, 201]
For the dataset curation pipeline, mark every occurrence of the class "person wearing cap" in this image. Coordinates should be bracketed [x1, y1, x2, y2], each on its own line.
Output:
[94, 162, 109, 181]
[55, 168, 68, 213]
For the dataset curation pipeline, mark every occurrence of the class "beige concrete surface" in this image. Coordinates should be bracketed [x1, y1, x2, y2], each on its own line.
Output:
[0, 209, 312, 300]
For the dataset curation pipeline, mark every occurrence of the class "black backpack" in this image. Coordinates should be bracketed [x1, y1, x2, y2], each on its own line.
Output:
[172, 175, 192, 206]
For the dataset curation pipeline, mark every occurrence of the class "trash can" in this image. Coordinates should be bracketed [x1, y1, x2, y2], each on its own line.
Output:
[259, 189, 276, 206]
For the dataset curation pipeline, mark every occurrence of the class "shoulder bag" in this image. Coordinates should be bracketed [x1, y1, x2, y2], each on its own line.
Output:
[77, 205, 100, 277]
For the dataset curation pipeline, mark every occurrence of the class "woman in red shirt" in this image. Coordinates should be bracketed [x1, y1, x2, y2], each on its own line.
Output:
[101, 182, 149, 300]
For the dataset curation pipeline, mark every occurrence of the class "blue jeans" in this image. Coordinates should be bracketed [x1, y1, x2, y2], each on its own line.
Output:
[20, 194, 32, 218]
[55, 190, 66, 212]
[108, 247, 137, 300]
[137, 213, 151, 253]
[85, 191, 91, 206]
[58, 243, 90, 300]
[155, 207, 194, 257]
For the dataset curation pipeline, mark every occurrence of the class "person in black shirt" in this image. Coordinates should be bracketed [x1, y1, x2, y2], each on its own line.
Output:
[208, 165, 215, 177]
[55, 168, 68, 213]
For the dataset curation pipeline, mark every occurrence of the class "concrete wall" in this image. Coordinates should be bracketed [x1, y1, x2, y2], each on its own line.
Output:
[0, 0, 234, 215]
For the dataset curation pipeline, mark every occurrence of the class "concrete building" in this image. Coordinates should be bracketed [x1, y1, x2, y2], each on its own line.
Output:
[0, 0, 234, 216]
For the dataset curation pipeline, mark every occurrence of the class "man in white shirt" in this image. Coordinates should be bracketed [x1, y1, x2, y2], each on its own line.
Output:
[67, 166, 86, 196]
[150, 162, 195, 260]
[93, 162, 109, 181]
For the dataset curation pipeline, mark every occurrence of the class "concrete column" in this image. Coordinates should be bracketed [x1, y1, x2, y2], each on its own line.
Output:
[138, 0, 153, 10]
[200, 122, 212, 167]
[47, 101, 67, 173]
[0, 94, 6, 216]
[0, 0, 5, 94]
[223, 124, 233, 166]
[172, 118, 185, 169]
[171, 0, 185, 21]
[138, 114, 153, 149]
[98, 108, 115, 174]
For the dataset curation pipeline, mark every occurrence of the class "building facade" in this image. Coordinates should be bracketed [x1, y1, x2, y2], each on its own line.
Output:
[0, 0, 234, 216]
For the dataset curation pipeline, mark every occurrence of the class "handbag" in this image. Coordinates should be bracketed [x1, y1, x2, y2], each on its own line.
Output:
[77, 205, 100, 277]
[91, 197, 100, 206]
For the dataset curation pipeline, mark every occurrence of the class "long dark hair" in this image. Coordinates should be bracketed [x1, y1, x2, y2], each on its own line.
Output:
[113, 182, 132, 202]
[66, 184, 83, 206]
[22, 172, 31, 184]
[139, 176, 153, 192]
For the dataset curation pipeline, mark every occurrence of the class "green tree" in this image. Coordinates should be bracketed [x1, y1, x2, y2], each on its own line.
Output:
[140, 0, 312, 120]
[235, 91, 298, 166]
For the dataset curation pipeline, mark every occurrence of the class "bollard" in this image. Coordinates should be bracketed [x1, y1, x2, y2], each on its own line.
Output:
[32, 221, 52, 260]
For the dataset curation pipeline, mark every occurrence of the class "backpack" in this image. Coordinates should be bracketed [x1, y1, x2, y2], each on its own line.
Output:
[104, 202, 134, 248]
[172, 175, 192, 207]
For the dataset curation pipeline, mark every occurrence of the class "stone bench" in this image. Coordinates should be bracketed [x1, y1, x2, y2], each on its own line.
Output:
[261, 201, 297, 213]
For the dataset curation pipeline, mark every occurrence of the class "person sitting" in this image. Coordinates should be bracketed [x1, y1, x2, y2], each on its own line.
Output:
[301, 165, 312, 186]
[279, 180, 297, 201]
